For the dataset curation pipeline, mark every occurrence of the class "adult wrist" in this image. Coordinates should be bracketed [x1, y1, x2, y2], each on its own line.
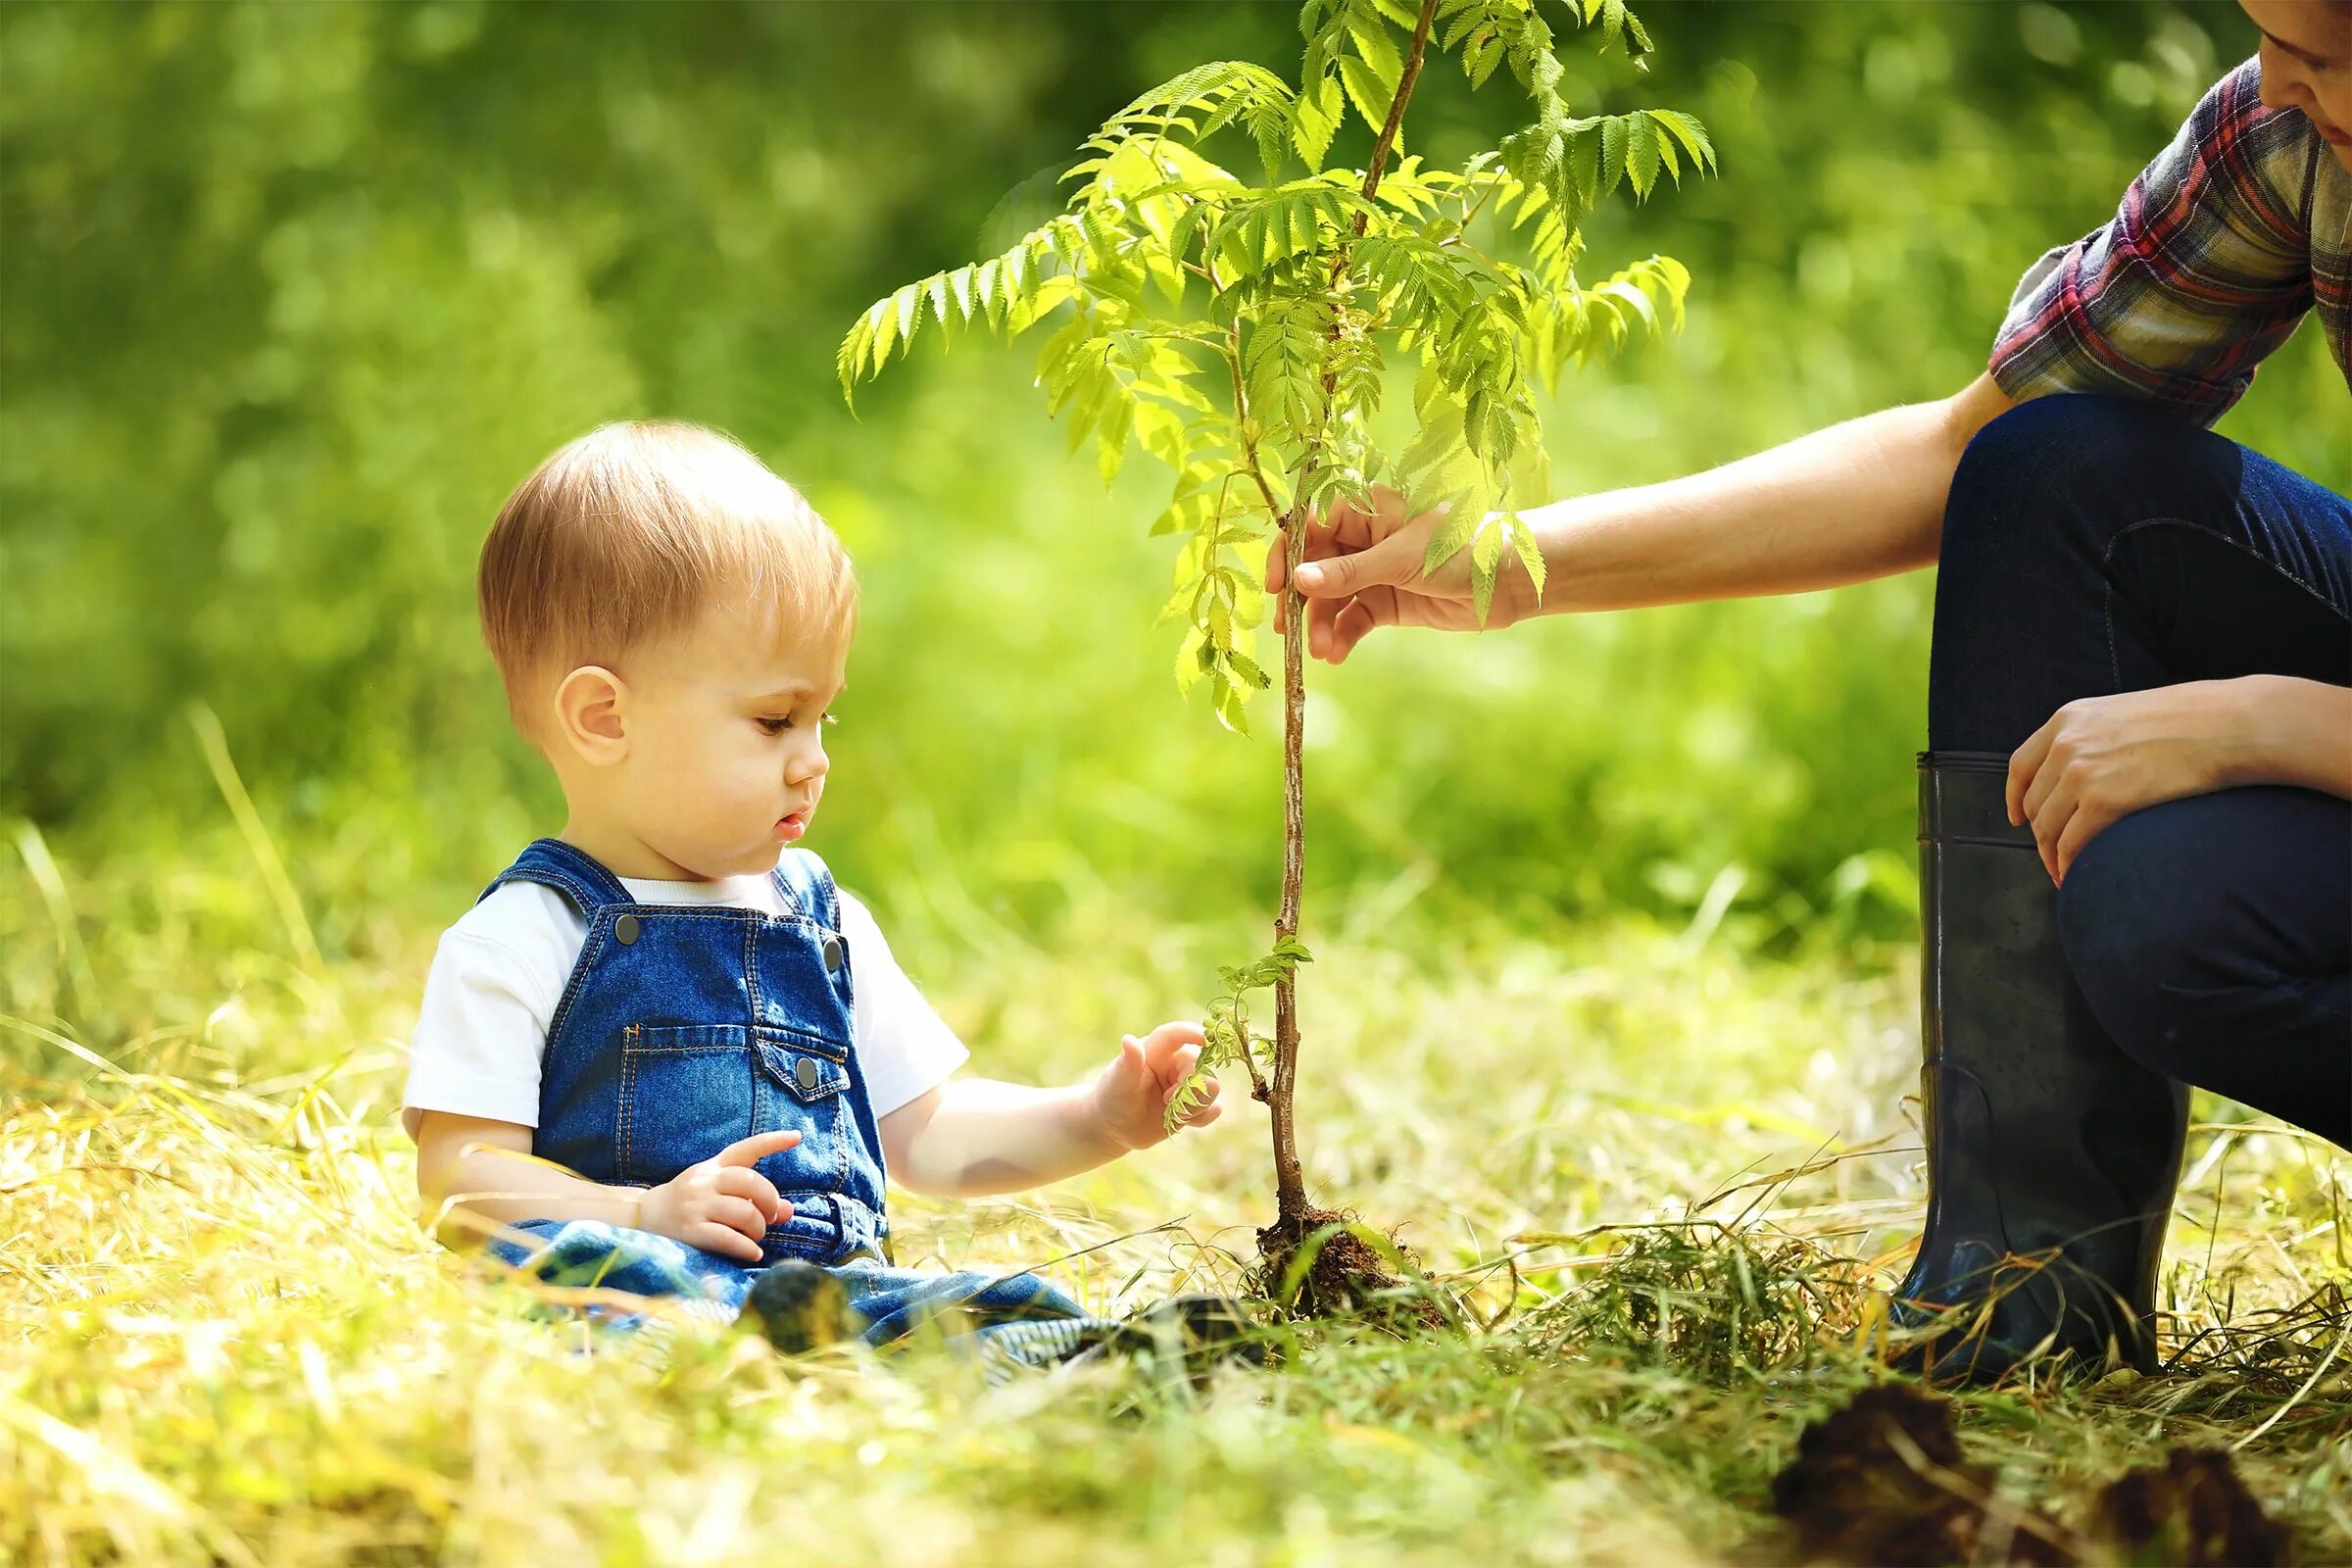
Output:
[2230, 674, 2352, 795]
[2219, 675, 2278, 789]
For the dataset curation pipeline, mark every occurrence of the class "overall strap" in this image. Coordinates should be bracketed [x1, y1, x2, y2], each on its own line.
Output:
[477, 837, 635, 917]
[768, 849, 841, 930]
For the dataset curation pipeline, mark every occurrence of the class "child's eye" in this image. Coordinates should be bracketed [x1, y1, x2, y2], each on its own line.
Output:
[757, 716, 791, 735]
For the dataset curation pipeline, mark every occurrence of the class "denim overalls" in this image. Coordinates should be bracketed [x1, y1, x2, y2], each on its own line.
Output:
[478, 838, 1102, 1365]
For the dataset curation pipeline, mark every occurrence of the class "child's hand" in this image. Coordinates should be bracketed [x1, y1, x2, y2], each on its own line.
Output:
[1090, 1021, 1220, 1152]
[641, 1129, 799, 1262]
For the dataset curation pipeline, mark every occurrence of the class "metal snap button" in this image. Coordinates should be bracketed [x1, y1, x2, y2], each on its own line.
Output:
[794, 1056, 821, 1092]
[821, 934, 845, 973]
[613, 913, 640, 946]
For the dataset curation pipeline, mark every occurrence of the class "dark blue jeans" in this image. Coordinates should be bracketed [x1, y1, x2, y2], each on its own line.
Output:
[1928, 395, 2350, 1147]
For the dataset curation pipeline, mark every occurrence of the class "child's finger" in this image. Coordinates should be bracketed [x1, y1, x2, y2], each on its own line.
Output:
[1182, 1099, 1224, 1129]
[715, 1164, 785, 1221]
[706, 1195, 772, 1241]
[716, 1128, 803, 1166]
[1116, 1035, 1146, 1080]
[687, 1220, 766, 1263]
[1139, 1021, 1206, 1070]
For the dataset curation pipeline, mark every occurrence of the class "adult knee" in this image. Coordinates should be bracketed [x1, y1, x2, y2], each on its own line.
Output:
[1942, 396, 2195, 581]
[2055, 803, 2230, 1082]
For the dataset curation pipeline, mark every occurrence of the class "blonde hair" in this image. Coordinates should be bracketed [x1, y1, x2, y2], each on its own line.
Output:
[478, 421, 857, 736]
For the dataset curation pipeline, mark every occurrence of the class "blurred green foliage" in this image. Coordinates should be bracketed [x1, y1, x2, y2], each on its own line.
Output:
[4, 0, 2343, 951]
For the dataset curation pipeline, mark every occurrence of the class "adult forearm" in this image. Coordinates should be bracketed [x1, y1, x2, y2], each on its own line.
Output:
[1526, 374, 2013, 613]
[890, 1079, 1122, 1200]
[2233, 676, 2352, 799]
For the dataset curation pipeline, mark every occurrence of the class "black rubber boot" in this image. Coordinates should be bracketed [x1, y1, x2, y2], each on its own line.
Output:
[744, 1259, 857, 1355]
[1888, 752, 2189, 1383]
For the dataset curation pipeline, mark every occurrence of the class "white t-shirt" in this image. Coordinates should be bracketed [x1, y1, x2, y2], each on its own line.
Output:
[401, 870, 968, 1143]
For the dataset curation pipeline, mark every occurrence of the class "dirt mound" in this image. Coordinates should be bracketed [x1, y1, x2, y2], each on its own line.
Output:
[1253, 1206, 1449, 1329]
[1771, 1385, 2284, 1566]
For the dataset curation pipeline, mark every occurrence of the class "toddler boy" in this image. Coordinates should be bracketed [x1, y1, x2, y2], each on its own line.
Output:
[404, 421, 1228, 1368]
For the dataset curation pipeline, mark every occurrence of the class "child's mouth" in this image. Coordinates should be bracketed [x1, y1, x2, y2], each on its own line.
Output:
[776, 809, 810, 842]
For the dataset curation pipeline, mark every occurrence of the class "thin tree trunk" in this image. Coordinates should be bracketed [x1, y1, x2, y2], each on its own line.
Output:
[1270, 515, 1311, 1227]
[1267, 0, 1445, 1236]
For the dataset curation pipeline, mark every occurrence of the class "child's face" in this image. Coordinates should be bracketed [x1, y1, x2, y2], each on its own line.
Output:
[611, 599, 848, 881]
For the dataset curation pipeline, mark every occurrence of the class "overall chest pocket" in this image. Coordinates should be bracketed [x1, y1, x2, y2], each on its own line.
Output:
[617, 1022, 851, 1193]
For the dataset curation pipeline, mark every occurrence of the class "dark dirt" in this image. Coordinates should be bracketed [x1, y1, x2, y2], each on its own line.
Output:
[1770, 1385, 2075, 1565]
[2091, 1446, 2284, 1567]
[1253, 1205, 1450, 1329]
[1770, 1385, 2286, 1567]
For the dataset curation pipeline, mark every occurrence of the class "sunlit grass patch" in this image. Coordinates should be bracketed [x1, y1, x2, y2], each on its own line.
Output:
[3, 830, 2345, 1564]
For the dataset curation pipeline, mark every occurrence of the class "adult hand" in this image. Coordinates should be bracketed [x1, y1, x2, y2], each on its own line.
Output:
[1265, 487, 1534, 664]
[641, 1128, 799, 1262]
[2006, 680, 2254, 886]
[1090, 1021, 1219, 1151]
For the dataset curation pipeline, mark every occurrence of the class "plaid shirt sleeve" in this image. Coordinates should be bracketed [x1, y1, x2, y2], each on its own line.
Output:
[1990, 59, 2319, 425]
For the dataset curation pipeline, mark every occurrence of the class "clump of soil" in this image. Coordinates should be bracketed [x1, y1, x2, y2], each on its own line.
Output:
[2092, 1446, 2284, 1567]
[1253, 1206, 1448, 1330]
[1771, 1385, 2285, 1567]
[1770, 1385, 2075, 1565]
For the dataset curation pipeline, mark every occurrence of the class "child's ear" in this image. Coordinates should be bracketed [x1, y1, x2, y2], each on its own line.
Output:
[552, 664, 629, 766]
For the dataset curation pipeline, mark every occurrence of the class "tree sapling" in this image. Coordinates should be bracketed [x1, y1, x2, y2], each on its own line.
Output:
[842, 0, 1713, 1314]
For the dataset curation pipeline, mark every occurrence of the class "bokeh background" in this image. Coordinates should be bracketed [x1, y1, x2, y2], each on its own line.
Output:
[7, 11, 2349, 1560]
[5, 0, 2345, 980]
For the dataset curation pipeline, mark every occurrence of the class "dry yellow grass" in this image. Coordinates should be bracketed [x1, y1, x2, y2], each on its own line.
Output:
[3, 818, 2345, 1565]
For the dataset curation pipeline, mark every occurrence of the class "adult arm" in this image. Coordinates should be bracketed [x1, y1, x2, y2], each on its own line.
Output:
[1277, 58, 2321, 660]
[1273, 372, 2016, 662]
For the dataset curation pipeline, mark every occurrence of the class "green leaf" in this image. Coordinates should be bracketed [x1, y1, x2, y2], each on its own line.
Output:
[1648, 108, 1716, 173]
[1626, 111, 1661, 198]
[1162, 1057, 1224, 1134]
[1507, 511, 1547, 604]
[1465, 32, 1505, 89]
[1347, 9, 1404, 93]
[1463, 377, 1516, 465]
[1097, 393, 1136, 485]
[835, 300, 883, 402]
[1600, 114, 1629, 196]
[975, 257, 1005, 326]
[1214, 677, 1251, 736]
[1291, 77, 1343, 171]
[1006, 272, 1082, 335]
[1339, 54, 1393, 137]
[1422, 501, 1477, 574]
[893, 281, 921, 351]
[1471, 517, 1504, 625]
[1397, 388, 1465, 479]
[1594, 276, 1658, 332]
[1174, 626, 1209, 692]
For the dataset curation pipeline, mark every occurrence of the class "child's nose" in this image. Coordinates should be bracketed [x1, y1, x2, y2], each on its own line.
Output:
[787, 737, 828, 784]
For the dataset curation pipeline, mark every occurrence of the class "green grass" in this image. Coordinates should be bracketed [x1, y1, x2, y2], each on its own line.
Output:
[3, 815, 2346, 1566]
